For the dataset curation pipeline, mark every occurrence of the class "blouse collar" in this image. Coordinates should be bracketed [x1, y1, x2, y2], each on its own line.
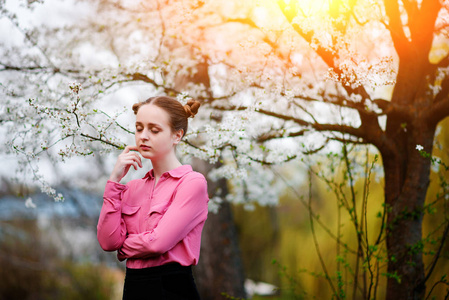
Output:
[143, 165, 193, 180]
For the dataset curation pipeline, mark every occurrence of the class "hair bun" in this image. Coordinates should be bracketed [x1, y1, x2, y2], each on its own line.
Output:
[184, 99, 201, 118]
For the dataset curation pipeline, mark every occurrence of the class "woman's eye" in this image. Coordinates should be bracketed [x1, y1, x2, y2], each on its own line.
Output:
[151, 130, 159, 134]
[136, 128, 143, 132]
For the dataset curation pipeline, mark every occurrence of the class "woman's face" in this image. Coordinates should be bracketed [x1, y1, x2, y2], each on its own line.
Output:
[135, 104, 182, 160]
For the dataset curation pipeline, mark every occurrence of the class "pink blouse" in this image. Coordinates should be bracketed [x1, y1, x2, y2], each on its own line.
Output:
[97, 165, 209, 269]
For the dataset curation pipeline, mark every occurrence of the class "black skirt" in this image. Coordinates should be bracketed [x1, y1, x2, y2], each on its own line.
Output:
[122, 263, 201, 300]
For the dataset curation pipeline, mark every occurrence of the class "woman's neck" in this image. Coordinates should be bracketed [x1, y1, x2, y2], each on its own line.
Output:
[151, 152, 182, 183]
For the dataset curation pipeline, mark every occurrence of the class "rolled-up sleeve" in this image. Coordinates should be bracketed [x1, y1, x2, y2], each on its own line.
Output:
[97, 180, 128, 251]
[117, 176, 208, 260]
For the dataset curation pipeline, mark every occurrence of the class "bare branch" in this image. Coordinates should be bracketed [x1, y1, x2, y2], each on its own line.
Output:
[383, 0, 410, 54]
[351, 9, 369, 26]
[0, 62, 82, 76]
[126, 72, 180, 95]
[409, 0, 442, 53]
[182, 139, 297, 165]
[212, 104, 365, 139]
[425, 96, 449, 127]
[4, 13, 56, 68]
[256, 128, 308, 143]
[423, 220, 449, 283]
[402, 0, 419, 23]
[226, 17, 259, 29]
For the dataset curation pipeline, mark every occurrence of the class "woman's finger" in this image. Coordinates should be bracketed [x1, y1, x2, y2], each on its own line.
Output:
[123, 145, 134, 153]
[122, 153, 142, 168]
[124, 145, 139, 153]
[127, 153, 142, 167]
[123, 158, 141, 170]
[131, 153, 143, 168]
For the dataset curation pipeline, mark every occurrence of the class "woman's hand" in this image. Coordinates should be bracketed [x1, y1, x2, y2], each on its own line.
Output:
[109, 145, 142, 183]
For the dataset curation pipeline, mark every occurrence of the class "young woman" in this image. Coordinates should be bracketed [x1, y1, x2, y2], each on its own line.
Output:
[97, 96, 208, 300]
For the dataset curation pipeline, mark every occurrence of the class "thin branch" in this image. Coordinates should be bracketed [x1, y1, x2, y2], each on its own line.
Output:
[307, 168, 340, 299]
[256, 128, 308, 143]
[0, 62, 83, 76]
[126, 72, 238, 104]
[5, 14, 56, 68]
[364, 152, 379, 299]
[341, 144, 362, 298]
[211, 104, 387, 148]
[425, 278, 449, 300]
[423, 220, 449, 283]
[273, 168, 356, 255]
[98, 110, 134, 135]
[275, 1, 394, 148]
[126, 72, 179, 95]
[80, 133, 124, 149]
[182, 139, 298, 166]
[351, 10, 369, 26]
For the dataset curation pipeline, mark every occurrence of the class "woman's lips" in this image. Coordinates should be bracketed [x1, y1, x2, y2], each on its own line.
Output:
[140, 145, 151, 150]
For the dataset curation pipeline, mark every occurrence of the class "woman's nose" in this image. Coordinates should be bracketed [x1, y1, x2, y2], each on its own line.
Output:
[141, 129, 150, 140]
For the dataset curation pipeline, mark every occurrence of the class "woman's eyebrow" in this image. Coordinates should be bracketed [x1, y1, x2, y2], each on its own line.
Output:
[135, 121, 162, 127]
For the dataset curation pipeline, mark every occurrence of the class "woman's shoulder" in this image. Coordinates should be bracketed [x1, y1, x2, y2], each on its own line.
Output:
[186, 168, 206, 179]
[178, 168, 207, 187]
[177, 169, 208, 199]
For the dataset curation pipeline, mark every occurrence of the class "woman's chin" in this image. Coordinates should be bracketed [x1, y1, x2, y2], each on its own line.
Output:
[140, 153, 153, 160]
[137, 149, 152, 159]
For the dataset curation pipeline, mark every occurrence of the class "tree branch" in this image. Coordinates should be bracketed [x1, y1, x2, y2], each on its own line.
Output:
[276, 1, 389, 147]
[0, 62, 82, 76]
[126, 72, 180, 95]
[402, 0, 418, 26]
[409, 0, 442, 53]
[212, 104, 365, 140]
[227, 9, 391, 149]
[425, 96, 449, 127]
[256, 128, 309, 143]
[212, 103, 397, 154]
[423, 220, 449, 283]
[80, 133, 124, 149]
[383, 0, 410, 54]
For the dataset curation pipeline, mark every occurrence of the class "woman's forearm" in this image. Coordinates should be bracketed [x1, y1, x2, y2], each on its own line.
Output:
[97, 181, 128, 251]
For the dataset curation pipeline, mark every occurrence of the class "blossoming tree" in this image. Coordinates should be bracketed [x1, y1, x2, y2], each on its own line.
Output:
[182, 1, 449, 299]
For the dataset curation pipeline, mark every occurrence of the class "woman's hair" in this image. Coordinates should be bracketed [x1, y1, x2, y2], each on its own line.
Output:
[132, 96, 201, 138]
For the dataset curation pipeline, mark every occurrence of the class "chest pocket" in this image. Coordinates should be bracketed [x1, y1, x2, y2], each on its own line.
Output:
[146, 202, 170, 231]
[122, 203, 141, 234]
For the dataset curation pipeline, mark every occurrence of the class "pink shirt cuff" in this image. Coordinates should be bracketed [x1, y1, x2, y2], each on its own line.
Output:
[103, 180, 127, 208]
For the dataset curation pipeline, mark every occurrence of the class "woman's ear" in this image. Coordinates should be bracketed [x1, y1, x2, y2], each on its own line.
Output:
[173, 129, 184, 145]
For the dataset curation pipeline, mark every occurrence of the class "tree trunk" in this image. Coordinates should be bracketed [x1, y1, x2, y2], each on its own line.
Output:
[172, 56, 247, 299]
[382, 125, 436, 300]
[192, 159, 247, 300]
